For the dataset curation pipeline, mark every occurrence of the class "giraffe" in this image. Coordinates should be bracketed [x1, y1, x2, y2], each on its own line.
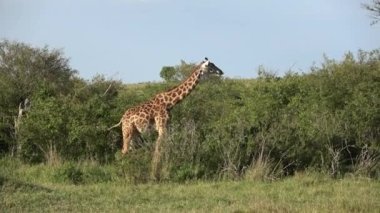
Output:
[109, 57, 223, 179]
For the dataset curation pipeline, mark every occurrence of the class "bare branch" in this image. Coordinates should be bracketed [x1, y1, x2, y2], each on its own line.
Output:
[362, 0, 380, 25]
[103, 83, 113, 96]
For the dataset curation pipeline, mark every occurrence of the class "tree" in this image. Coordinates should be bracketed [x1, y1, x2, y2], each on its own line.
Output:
[159, 60, 196, 82]
[0, 40, 77, 155]
[160, 66, 176, 82]
[363, 0, 380, 25]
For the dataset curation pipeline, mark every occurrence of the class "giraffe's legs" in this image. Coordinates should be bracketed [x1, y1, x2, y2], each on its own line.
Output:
[121, 122, 134, 155]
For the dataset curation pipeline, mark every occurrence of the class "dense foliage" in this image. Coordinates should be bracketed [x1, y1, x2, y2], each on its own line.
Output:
[1, 40, 379, 181]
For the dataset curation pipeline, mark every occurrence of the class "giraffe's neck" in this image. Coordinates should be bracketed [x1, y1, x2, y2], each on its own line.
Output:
[162, 65, 203, 109]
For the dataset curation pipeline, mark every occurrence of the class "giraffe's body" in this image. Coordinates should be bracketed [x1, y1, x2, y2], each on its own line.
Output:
[110, 58, 223, 179]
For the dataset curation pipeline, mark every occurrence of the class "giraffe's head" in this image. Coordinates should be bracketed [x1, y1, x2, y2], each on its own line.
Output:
[200, 57, 224, 76]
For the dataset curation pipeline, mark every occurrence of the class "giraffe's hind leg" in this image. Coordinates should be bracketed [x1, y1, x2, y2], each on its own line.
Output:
[121, 122, 134, 155]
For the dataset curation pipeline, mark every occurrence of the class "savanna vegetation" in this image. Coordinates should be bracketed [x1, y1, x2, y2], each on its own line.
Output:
[2, 158, 379, 212]
[1, 40, 379, 211]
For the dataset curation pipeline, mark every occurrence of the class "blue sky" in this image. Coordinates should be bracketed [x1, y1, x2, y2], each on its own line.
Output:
[1, 0, 379, 83]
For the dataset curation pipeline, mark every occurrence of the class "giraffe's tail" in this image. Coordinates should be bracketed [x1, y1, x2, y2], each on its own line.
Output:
[107, 120, 122, 131]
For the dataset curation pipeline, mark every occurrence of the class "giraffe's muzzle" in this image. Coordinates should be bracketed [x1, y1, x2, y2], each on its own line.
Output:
[209, 62, 224, 75]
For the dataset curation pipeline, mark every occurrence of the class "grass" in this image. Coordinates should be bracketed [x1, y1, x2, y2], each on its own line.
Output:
[1, 158, 380, 212]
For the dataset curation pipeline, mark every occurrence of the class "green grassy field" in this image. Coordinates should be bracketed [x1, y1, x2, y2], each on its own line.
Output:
[1, 159, 380, 212]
